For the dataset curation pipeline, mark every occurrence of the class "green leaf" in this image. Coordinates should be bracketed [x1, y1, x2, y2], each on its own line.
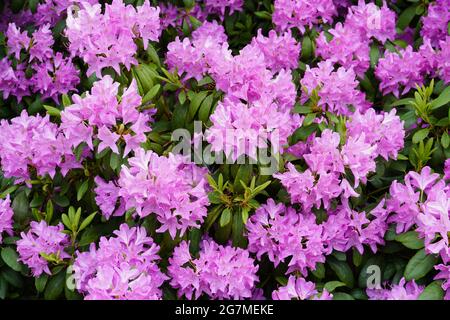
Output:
[109, 152, 121, 171]
[62, 94, 71, 107]
[441, 132, 449, 149]
[0, 185, 18, 199]
[178, 90, 186, 105]
[412, 128, 430, 144]
[370, 44, 380, 68]
[189, 91, 208, 120]
[44, 272, 65, 300]
[418, 281, 444, 300]
[404, 248, 438, 281]
[0, 277, 7, 299]
[53, 194, 69, 207]
[303, 113, 316, 126]
[142, 84, 160, 104]
[301, 36, 313, 60]
[197, 94, 214, 123]
[328, 258, 354, 288]
[233, 164, 253, 193]
[290, 124, 318, 144]
[219, 208, 231, 227]
[311, 263, 325, 279]
[389, 97, 415, 107]
[45, 200, 53, 223]
[76, 180, 89, 201]
[1, 269, 23, 288]
[43, 105, 61, 117]
[396, 5, 417, 31]
[231, 209, 246, 248]
[188, 15, 202, 29]
[35, 274, 48, 293]
[146, 44, 161, 67]
[395, 231, 424, 249]
[78, 211, 97, 232]
[275, 276, 288, 286]
[431, 84, 450, 110]
[254, 11, 272, 20]
[1, 247, 22, 272]
[293, 105, 312, 114]
[333, 292, 355, 300]
[12, 191, 29, 223]
[61, 214, 71, 230]
[204, 205, 223, 231]
[352, 249, 363, 267]
[324, 281, 346, 293]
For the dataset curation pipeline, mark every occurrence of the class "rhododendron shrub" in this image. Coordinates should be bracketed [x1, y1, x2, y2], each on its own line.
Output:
[0, 0, 448, 301]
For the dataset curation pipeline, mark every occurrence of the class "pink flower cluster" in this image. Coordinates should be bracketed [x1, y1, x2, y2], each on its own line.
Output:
[276, 108, 404, 210]
[387, 167, 450, 298]
[65, 0, 161, 77]
[73, 224, 167, 300]
[247, 198, 388, 277]
[272, 276, 332, 300]
[16, 221, 70, 276]
[248, 29, 301, 73]
[420, 0, 450, 47]
[168, 239, 259, 299]
[300, 60, 370, 115]
[0, 23, 79, 102]
[0, 111, 81, 185]
[272, 0, 337, 33]
[316, 1, 396, 76]
[0, 196, 14, 244]
[168, 22, 300, 160]
[60, 76, 153, 157]
[246, 199, 326, 276]
[346, 109, 405, 161]
[114, 149, 210, 238]
[367, 278, 424, 300]
[0, 1, 98, 32]
[322, 200, 388, 255]
[203, 0, 244, 19]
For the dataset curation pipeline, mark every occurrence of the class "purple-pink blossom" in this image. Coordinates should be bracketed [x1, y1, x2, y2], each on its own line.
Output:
[0, 111, 81, 184]
[16, 221, 70, 276]
[168, 239, 258, 299]
[272, 276, 332, 300]
[0, 196, 14, 244]
[73, 223, 167, 300]
[117, 149, 210, 239]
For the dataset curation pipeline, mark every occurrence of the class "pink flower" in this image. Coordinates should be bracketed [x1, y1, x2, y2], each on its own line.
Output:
[117, 149, 210, 239]
[249, 29, 300, 72]
[367, 278, 424, 300]
[420, 0, 450, 47]
[0, 111, 81, 184]
[16, 221, 70, 276]
[65, 0, 161, 77]
[301, 60, 370, 115]
[375, 46, 426, 97]
[272, 276, 332, 300]
[73, 224, 167, 300]
[168, 239, 258, 299]
[6, 23, 30, 60]
[61, 76, 152, 156]
[273, 0, 336, 33]
[0, 196, 14, 244]
[246, 199, 327, 276]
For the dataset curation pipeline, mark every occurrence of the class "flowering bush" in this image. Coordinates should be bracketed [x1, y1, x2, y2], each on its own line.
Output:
[0, 0, 449, 301]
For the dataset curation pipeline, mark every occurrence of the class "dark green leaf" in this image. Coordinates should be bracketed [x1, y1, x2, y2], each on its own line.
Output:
[1, 247, 22, 272]
[404, 249, 438, 281]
